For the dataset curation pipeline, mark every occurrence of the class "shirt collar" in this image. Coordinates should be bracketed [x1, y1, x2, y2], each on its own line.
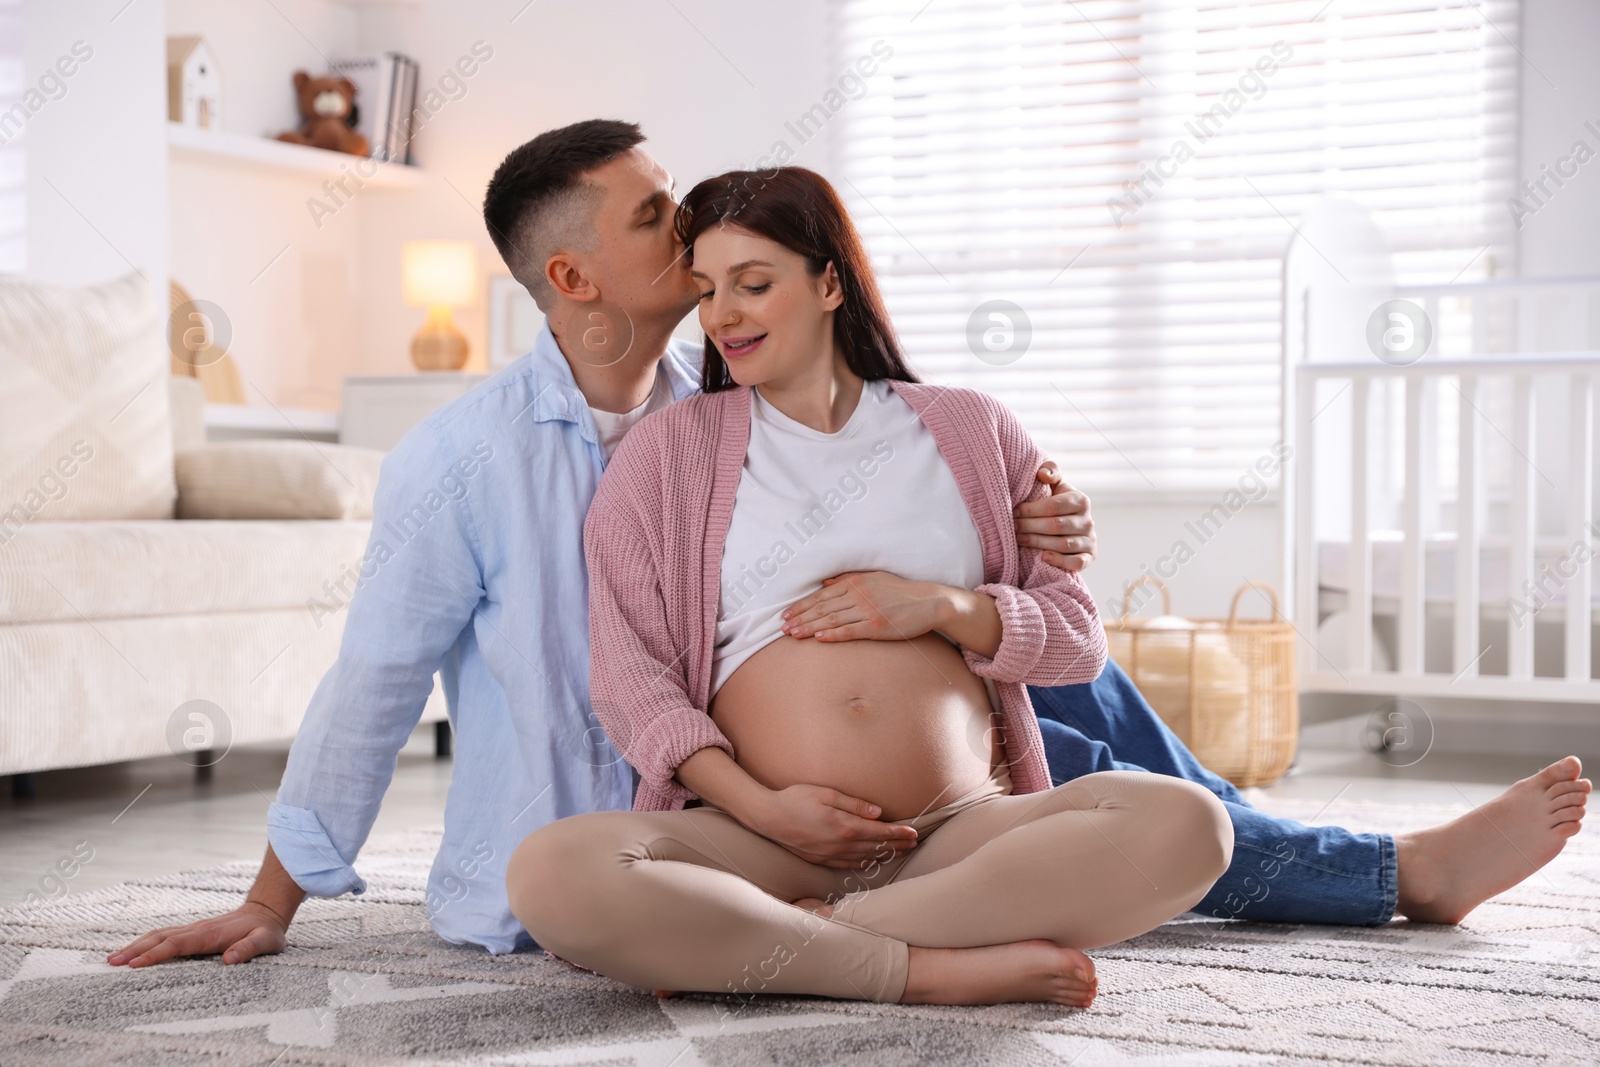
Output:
[660, 336, 703, 401]
[526, 322, 703, 431]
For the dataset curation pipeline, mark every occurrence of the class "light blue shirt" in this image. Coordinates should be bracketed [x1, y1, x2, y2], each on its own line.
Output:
[269, 324, 704, 954]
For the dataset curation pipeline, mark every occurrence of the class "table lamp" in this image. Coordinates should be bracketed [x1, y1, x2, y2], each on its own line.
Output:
[403, 240, 476, 371]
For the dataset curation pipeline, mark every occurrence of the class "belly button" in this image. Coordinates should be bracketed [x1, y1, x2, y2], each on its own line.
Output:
[844, 696, 873, 716]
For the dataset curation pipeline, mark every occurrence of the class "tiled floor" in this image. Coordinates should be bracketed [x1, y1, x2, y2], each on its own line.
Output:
[0, 721, 1582, 906]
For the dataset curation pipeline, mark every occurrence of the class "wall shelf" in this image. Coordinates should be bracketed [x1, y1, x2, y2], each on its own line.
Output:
[167, 123, 424, 190]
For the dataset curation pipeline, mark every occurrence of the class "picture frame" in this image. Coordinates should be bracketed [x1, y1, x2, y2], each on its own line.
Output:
[486, 274, 545, 370]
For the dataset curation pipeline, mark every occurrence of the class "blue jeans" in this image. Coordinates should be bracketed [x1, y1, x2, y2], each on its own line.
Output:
[1027, 660, 1397, 926]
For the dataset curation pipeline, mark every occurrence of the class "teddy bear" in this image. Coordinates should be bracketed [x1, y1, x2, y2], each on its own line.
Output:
[276, 71, 369, 156]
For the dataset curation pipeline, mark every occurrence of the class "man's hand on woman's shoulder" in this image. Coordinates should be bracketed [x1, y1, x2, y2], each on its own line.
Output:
[1015, 461, 1095, 572]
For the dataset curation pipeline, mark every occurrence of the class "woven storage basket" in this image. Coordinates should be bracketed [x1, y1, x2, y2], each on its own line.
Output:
[1104, 577, 1298, 788]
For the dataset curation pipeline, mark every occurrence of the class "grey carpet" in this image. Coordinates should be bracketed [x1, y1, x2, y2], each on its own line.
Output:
[2, 795, 1599, 1066]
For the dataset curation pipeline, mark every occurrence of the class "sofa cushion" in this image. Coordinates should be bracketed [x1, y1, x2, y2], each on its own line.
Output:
[168, 376, 206, 453]
[176, 442, 384, 520]
[0, 520, 374, 623]
[0, 273, 176, 528]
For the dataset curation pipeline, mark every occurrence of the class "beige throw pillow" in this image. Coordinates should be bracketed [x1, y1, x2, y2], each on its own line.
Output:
[0, 272, 176, 528]
[175, 441, 384, 520]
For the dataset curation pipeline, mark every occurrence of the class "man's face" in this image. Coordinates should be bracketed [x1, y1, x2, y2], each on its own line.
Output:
[579, 148, 699, 325]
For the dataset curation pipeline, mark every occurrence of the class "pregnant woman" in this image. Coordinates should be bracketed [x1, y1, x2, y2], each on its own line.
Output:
[506, 166, 1234, 1007]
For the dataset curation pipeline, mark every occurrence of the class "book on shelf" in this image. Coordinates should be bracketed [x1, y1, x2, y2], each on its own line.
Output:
[331, 52, 420, 164]
[394, 56, 419, 164]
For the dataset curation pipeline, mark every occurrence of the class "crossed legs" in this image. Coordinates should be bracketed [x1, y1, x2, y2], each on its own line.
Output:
[507, 770, 1233, 1005]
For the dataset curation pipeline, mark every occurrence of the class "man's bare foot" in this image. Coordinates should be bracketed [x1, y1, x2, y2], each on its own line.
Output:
[1396, 755, 1590, 925]
[902, 941, 1097, 1007]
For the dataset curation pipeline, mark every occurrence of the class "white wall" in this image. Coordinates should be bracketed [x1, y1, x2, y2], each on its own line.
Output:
[165, 0, 364, 409]
[1516, 0, 1600, 278]
[152, 0, 830, 408]
[1070, 496, 1284, 626]
[0, 0, 25, 273]
[168, 0, 356, 143]
[23, 0, 165, 289]
[349, 0, 832, 381]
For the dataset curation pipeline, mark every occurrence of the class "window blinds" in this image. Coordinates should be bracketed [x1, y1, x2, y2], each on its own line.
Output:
[829, 0, 1520, 495]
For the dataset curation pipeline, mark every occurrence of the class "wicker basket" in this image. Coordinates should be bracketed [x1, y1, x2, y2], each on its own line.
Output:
[1104, 577, 1298, 788]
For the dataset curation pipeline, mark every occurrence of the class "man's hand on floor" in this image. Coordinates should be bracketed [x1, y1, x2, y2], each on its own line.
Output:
[107, 843, 304, 967]
[1016, 461, 1096, 572]
[107, 900, 289, 967]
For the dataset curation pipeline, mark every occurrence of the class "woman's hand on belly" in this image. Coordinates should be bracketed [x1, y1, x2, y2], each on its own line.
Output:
[781, 570, 1002, 657]
[747, 784, 920, 869]
[675, 747, 919, 869]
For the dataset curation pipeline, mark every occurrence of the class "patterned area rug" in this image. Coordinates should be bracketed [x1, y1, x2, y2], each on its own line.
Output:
[3, 795, 1599, 1067]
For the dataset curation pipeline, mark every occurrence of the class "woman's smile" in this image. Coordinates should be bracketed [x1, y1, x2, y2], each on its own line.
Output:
[720, 333, 768, 359]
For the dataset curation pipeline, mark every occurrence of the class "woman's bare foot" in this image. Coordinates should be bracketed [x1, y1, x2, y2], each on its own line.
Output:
[902, 941, 1097, 1007]
[792, 899, 1097, 1007]
[1395, 756, 1590, 925]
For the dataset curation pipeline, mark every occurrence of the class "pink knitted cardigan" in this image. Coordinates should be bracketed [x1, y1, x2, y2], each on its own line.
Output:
[583, 380, 1109, 812]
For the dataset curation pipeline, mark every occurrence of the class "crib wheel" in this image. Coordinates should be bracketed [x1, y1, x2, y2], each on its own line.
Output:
[1362, 721, 1397, 753]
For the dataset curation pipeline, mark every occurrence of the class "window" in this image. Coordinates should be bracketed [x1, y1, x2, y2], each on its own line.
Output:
[830, 0, 1520, 495]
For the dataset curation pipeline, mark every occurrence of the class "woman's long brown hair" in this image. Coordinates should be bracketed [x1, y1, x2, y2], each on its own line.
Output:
[674, 166, 919, 392]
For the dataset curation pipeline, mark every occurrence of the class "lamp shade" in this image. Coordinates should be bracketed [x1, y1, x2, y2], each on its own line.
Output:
[402, 240, 477, 308]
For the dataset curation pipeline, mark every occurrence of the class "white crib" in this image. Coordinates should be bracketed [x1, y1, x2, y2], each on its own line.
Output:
[1281, 200, 1600, 705]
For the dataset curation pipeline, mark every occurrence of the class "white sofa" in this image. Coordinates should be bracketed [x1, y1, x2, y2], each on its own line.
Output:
[0, 273, 446, 787]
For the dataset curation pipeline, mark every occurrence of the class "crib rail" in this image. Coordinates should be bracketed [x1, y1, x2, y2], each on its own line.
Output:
[1286, 289, 1599, 703]
[1279, 203, 1600, 703]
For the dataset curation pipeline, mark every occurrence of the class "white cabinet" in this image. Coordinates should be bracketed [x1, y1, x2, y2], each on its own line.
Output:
[341, 373, 490, 451]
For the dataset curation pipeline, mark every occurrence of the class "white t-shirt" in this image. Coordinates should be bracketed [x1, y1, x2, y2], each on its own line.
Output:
[712, 378, 987, 695]
[588, 366, 674, 461]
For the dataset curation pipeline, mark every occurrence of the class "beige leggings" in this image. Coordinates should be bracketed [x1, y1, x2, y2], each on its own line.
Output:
[506, 768, 1233, 1003]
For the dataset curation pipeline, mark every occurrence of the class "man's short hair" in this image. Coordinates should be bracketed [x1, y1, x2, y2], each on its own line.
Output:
[482, 119, 646, 311]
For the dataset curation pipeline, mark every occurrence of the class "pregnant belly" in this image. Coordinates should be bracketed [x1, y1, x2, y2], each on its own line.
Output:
[710, 632, 1003, 821]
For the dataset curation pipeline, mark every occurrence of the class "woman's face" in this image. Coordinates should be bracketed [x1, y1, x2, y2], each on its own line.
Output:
[689, 224, 842, 389]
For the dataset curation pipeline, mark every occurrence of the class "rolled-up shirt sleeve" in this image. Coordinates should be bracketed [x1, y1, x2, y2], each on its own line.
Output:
[269, 426, 485, 897]
[266, 804, 366, 897]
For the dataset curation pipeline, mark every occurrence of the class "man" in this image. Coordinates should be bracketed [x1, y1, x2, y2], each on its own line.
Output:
[112, 120, 1589, 969]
